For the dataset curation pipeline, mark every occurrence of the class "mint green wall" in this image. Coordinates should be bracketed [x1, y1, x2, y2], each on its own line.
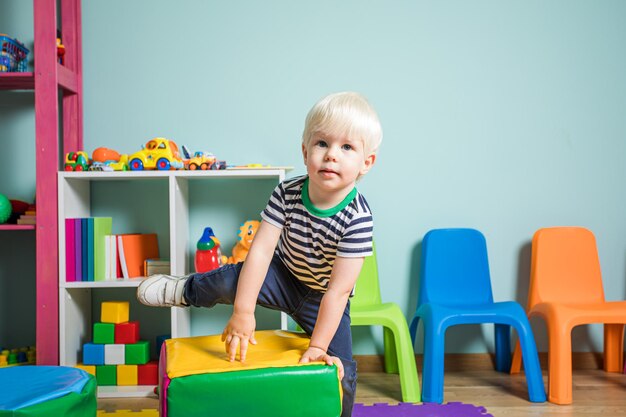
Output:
[1, 1, 625, 355]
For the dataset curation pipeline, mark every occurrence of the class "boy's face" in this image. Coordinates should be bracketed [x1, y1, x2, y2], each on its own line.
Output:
[302, 130, 375, 196]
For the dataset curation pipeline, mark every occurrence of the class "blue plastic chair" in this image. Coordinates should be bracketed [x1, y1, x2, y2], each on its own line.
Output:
[409, 228, 546, 404]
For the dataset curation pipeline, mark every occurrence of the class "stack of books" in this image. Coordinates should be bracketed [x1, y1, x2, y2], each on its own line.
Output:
[64, 217, 160, 281]
[16, 205, 36, 225]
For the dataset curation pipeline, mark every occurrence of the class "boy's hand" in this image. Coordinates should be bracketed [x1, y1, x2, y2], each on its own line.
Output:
[299, 346, 345, 380]
[221, 312, 257, 362]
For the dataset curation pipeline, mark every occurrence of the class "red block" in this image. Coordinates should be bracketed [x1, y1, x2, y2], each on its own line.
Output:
[114, 321, 140, 344]
[138, 361, 158, 385]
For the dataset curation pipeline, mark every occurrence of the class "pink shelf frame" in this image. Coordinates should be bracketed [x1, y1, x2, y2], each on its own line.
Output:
[33, 0, 83, 365]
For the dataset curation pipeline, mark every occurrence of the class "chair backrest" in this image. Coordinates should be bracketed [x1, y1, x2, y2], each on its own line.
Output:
[418, 228, 494, 306]
[351, 243, 382, 307]
[528, 227, 605, 308]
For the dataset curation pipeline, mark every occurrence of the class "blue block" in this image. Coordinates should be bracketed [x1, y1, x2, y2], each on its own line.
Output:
[156, 334, 171, 358]
[83, 343, 104, 365]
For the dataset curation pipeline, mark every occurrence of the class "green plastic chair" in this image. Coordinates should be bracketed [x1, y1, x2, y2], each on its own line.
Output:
[350, 244, 421, 403]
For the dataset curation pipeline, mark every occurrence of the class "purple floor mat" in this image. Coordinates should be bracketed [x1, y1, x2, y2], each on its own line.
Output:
[353, 402, 494, 417]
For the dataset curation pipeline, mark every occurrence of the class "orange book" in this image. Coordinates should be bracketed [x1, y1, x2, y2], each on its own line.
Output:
[118, 234, 159, 278]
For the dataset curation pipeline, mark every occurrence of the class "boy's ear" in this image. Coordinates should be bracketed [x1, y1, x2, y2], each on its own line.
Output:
[302, 143, 308, 164]
[360, 153, 376, 175]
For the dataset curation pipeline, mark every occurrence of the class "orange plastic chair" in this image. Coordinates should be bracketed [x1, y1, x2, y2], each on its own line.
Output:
[510, 227, 626, 404]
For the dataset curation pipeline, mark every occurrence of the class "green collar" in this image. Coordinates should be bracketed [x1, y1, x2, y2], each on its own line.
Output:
[301, 177, 357, 218]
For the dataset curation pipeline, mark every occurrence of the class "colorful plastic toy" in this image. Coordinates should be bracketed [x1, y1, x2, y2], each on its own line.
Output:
[0, 346, 36, 367]
[181, 146, 226, 170]
[128, 138, 184, 171]
[64, 151, 90, 171]
[222, 220, 260, 264]
[0, 34, 29, 72]
[89, 155, 129, 171]
[195, 227, 222, 273]
[185, 151, 217, 170]
[92, 147, 121, 163]
[0, 193, 11, 224]
[81, 302, 157, 388]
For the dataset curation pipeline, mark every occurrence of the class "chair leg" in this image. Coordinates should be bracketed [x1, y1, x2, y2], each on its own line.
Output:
[385, 323, 421, 403]
[547, 325, 573, 404]
[409, 316, 419, 345]
[421, 321, 446, 403]
[494, 324, 512, 372]
[603, 323, 625, 373]
[514, 323, 547, 402]
[510, 339, 523, 374]
[383, 327, 399, 374]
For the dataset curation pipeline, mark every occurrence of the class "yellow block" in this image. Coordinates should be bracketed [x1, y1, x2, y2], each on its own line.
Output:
[117, 364, 138, 385]
[76, 364, 96, 376]
[101, 301, 129, 324]
[166, 330, 323, 379]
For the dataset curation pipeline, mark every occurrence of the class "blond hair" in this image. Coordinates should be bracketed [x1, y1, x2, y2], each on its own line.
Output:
[302, 92, 382, 156]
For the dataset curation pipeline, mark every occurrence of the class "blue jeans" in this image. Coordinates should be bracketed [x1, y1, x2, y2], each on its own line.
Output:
[183, 255, 357, 417]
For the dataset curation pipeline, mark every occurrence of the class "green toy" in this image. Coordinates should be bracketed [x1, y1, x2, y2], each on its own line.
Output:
[0, 194, 12, 224]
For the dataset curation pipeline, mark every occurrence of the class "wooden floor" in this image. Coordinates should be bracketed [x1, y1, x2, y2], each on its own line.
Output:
[99, 368, 626, 416]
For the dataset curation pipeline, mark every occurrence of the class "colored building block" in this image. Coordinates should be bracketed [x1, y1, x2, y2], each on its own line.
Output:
[115, 321, 140, 344]
[117, 364, 138, 386]
[101, 301, 129, 324]
[125, 341, 150, 365]
[138, 361, 158, 385]
[96, 365, 117, 386]
[160, 330, 342, 417]
[76, 364, 96, 376]
[104, 344, 125, 365]
[83, 343, 105, 366]
[93, 322, 115, 344]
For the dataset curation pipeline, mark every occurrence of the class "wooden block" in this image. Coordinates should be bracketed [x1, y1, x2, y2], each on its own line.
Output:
[94, 322, 115, 344]
[104, 344, 125, 365]
[117, 364, 138, 386]
[101, 301, 129, 324]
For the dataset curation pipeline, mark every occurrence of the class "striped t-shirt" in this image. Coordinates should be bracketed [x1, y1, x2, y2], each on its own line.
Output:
[261, 175, 373, 292]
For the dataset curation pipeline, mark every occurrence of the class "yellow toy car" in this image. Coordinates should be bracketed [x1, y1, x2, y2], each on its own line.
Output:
[129, 138, 184, 171]
[185, 151, 217, 170]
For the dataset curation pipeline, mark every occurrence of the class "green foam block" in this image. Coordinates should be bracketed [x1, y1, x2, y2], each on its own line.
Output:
[167, 364, 341, 417]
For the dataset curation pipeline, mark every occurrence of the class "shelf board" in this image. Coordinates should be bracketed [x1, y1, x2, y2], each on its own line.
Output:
[62, 278, 146, 289]
[0, 224, 36, 231]
[0, 72, 35, 90]
[0, 64, 77, 92]
[97, 385, 157, 398]
[59, 168, 293, 181]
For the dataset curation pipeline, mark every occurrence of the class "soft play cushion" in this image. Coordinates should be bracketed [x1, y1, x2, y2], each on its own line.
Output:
[0, 366, 96, 417]
[161, 330, 342, 417]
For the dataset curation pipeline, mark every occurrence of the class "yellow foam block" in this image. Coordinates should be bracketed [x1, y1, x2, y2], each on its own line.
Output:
[101, 301, 129, 324]
[166, 330, 320, 379]
[76, 364, 96, 376]
[117, 364, 138, 385]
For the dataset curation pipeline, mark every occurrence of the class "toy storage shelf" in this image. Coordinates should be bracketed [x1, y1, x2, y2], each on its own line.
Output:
[0, 225, 36, 231]
[1, 0, 84, 365]
[58, 168, 290, 398]
[0, 72, 35, 90]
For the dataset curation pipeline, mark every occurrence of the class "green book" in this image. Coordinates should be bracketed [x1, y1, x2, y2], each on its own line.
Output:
[93, 217, 113, 281]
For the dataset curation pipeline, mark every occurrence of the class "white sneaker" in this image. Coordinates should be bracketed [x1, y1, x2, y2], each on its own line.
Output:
[137, 274, 189, 307]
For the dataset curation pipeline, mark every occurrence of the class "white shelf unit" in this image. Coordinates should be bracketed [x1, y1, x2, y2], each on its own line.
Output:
[58, 169, 288, 397]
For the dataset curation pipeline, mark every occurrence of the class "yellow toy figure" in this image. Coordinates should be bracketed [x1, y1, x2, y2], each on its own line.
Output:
[222, 220, 260, 264]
